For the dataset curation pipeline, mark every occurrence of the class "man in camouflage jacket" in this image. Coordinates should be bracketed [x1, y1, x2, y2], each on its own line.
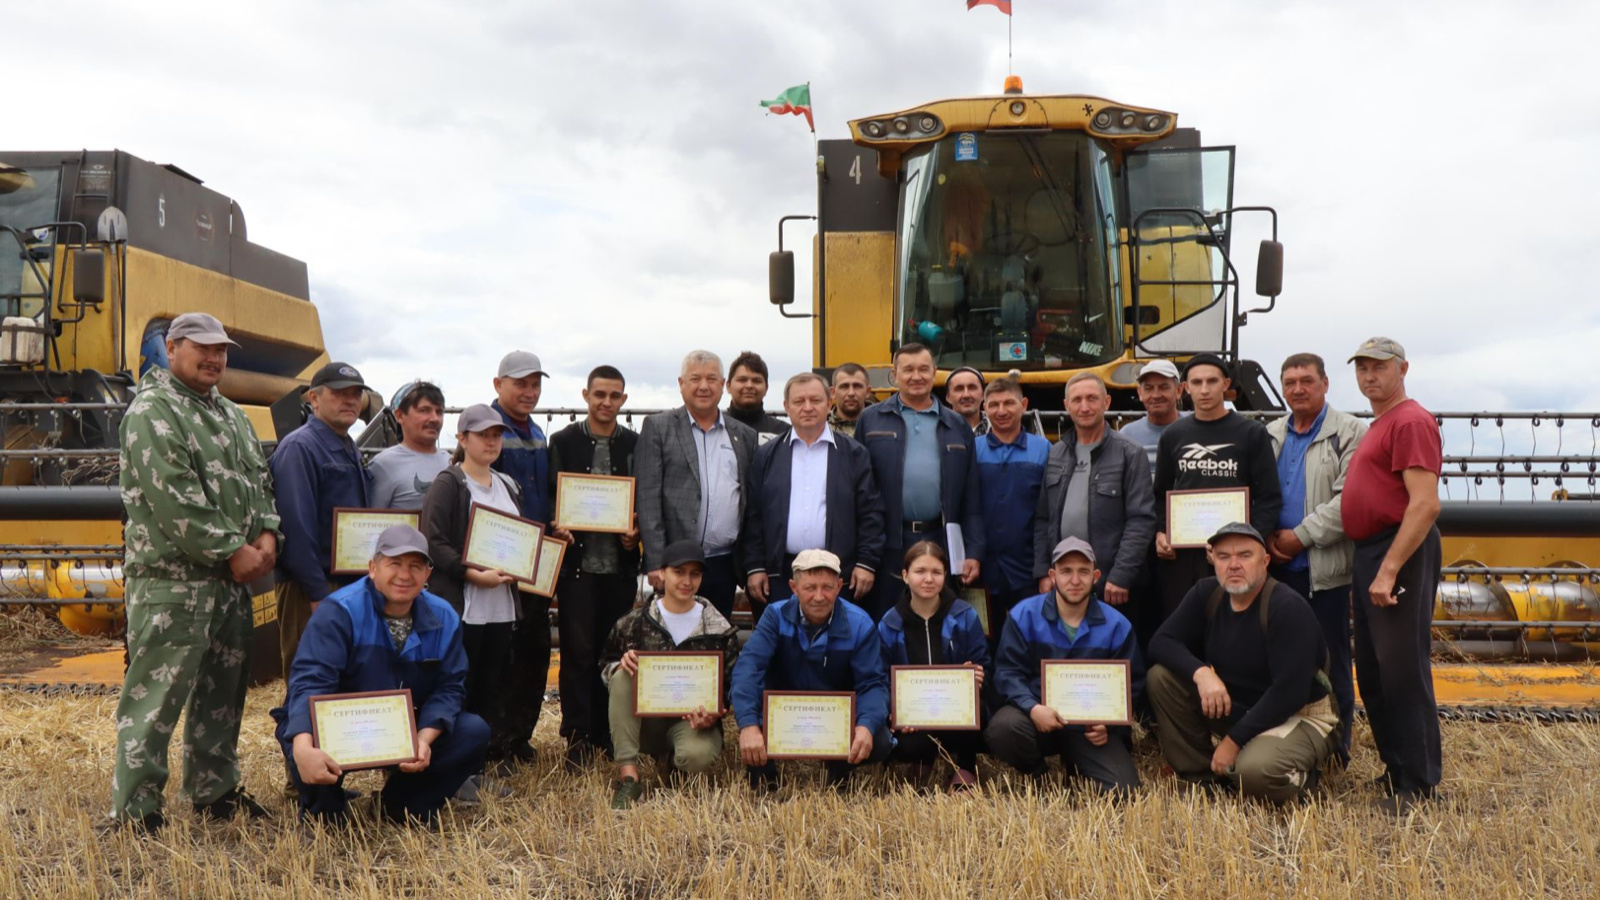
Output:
[109, 313, 280, 831]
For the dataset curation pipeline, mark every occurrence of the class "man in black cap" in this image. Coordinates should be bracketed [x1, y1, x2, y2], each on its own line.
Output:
[272, 525, 486, 826]
[1146, 523, 1336, 805]
[1151, 354, 1282, 623]
[272, 361, 374, 675]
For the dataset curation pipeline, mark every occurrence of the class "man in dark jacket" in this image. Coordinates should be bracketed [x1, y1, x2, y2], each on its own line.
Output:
[1147, 523, 1335, 805]
[731, 549, 892, 790]
[272, 525, 487, 825]
[549, 365, 643, 766]
[742, 372, 885, 621]
[975, 378, 1050, 628]
[601, 540, 740, 810]
[988, 538, 1143, 793]
[1033, 373, 1158, 647]
[855, 343, 985, 619]
[272, 361, 373, 677]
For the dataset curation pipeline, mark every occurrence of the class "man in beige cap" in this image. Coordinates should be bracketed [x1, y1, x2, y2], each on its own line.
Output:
[1341, 337, 1443, 814]
[109, 312, 279, 832]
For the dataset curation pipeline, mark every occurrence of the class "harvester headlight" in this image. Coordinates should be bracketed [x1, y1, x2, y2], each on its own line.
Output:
[919, 115, 938, 133]
[1009, 100, 1026, 116]
[1120, 112, 1136, 128]
[1144, 115, 1166, 131]
[864, 121, 884, 138]
[1093, 111, 1111, 129]
[892, 117, 910, 134]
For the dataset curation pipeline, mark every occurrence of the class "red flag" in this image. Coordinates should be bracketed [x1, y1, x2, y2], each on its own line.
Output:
[967, 0, 1012, 14]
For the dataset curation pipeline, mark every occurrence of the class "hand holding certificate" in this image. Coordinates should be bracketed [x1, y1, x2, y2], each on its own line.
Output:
[1040, 660, 1133, 726]
[523, 536, 567, 597]
[330, 509, 422, 575]
[891, 666, 980, 730]
[763, 691, 855, 759]
[554, 473, 635, 534]
[463, 503, 544, 585]
[309, 689, 418, 770]
[633, 652, 723, 717]
[1167, 487, 1251, 549]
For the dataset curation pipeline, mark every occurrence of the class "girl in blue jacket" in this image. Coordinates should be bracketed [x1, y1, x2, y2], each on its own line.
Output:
[877, 541, 993, 790]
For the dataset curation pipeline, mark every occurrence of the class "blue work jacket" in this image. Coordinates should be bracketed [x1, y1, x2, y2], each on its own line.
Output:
[729, 596, 888, 733]
[491, 400, 551, 524]
[975, 430, 1050, 592]
[271, 416, 372, 601]
[993, 591, 1144, 715]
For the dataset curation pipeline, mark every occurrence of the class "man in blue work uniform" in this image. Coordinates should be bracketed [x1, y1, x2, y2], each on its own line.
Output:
[973, 378, 1050, 639]
[731, 549, 892, 790]
[488, 349, 553, 768]
[855, 343, 985, 620]
[272, 361, 373, 677]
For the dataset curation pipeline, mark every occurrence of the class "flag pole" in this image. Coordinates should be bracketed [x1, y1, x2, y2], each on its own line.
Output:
[1008, 7, 1013, 74]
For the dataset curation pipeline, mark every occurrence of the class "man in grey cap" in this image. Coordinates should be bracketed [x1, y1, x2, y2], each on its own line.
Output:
[1146, 523, 1336, 805]
[488, 349, 554, 767]
[1341, 336, 1443, 814]
[271, 360, 373, 676]
[1118, 359, 1187, 476]
[988, 537, 1143, 793]
[109, 312, 279, 832]
[271, 525, 487, 825]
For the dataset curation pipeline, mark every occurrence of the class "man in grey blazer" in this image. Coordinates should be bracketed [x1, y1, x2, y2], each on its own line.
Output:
[636, 349, 759, 622]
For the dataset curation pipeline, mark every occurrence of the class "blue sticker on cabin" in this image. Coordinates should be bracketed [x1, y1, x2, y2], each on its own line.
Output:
[954, 133, 978, 161]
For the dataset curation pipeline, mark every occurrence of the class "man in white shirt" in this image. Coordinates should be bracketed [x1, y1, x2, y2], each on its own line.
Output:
[368, 381, 450, 510]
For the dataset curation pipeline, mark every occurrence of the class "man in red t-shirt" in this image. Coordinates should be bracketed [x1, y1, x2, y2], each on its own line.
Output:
[1340, 337, 1443, 815]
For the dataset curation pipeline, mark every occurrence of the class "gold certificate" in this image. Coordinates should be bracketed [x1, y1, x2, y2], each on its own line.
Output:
[524, 536, 567, 598]
[463, 504, 544, 585]
[961, 586, 993, 637]
[891, 665, 980, 730]
[1041, 660, 1133, 726]
[633, 651, 723, 717]
[1167, 487, 1251, 549]
[309, 689, 418, 770]
[763, 691, 855, 759]
[554, 473, 635, 534]
[330, 508, 421, 575]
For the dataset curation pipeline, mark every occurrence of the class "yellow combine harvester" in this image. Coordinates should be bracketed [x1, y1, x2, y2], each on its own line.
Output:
[0, 150, 331, 683]
[765, 79, 1600, 715]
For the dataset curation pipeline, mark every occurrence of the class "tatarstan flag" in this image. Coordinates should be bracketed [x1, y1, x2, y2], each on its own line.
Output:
[967, 0, 1012, 14]
[760, 84, 814, 131]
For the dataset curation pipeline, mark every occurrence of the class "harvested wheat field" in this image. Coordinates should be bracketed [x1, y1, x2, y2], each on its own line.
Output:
[1, 681, 1597, 900]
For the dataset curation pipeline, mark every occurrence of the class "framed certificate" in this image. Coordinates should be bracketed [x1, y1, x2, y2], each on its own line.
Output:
[1166, 487, 1251, 549]
[463, 503, 544, 585]
[960, 586, 994, 638]
[891, 665, 980, 730]
[554, 472, 635, 534]
[763, 691, 855, 760]
[330, 508, 421, 575]
[308, 689, 418, 770]
[524, 536, 567, 598]
[632, 651, 723, 717]
[1040, 659, 1133, 726]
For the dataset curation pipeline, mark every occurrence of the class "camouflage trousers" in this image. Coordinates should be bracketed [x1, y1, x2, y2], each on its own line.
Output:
[110, 575, 253, 819]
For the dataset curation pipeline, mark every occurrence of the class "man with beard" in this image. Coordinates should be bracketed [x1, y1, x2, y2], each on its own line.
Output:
[828, 363, 872, 439]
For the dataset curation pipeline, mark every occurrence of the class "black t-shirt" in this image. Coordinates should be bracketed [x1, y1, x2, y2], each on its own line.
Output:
[1153, 411, 1283, 535]
[1148, 577, 1327, 746]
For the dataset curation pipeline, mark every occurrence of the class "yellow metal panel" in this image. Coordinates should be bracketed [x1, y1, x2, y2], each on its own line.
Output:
[1441, 535, 1596, 569]
[818, 231, 895, 370]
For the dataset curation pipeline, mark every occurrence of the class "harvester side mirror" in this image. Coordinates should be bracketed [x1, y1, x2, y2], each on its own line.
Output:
[769, 250, 795, 307]
[1255, 240, 1283, 298]
[72, 250, 105, 305]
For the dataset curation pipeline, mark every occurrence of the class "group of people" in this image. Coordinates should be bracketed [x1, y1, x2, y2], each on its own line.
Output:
[106, 311, 1445, 833]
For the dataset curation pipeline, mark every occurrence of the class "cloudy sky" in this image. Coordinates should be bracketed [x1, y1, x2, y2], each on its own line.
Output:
[12, 0, 1600, 425]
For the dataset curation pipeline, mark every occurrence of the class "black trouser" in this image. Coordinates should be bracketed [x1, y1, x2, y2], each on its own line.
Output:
[1352, 525, 1442, 791]
[986, 585, 1036, 655]
[984, 705, 1139, 791]
[699, 553, 739, 624]
[891, 728, 983, 770]
[501, 594, 552, 759]
[1157, 548, 1213, 623]
[462, 621, 515, 753]
[284, 712, 489, 823]
[867, 523, 949, 620]
[556, 571, 638, 752]
[1272, 566, 1356, 757]
[1124, 545, 1164, 658]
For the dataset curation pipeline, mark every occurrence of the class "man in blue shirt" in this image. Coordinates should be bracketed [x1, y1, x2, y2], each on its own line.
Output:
[974, 378, 1050, 635]
[731, 549, 892, 790]
[272, 361, 373, 677]
[855, 343, 985, 620]
[272, 525, 487, 826]
[988, 537, 1143, 793]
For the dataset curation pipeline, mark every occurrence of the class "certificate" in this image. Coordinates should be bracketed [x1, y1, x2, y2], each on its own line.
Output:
[960, 586, 993, 638]
[632, 651, 723, 717]
[891, 665, 980, 730]
[1166, 487, 1251, 549]
[763, 691, 855, 759]
[1041, 660, 1133, 726]
[463, 503, 544, 585]
[524, 536, 567, 598]
[309, 689, 418, 770]
[554, 473, 635, 534]
[330, 508, 421, 575]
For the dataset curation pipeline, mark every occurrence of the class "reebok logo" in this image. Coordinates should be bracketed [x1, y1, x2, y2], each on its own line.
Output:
[1177, 442, 1240, 477]
[1179, 442, 1233, 460]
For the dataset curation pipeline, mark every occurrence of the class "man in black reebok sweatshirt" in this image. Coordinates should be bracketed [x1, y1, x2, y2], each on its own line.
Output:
[1152, 354, 1283, 620]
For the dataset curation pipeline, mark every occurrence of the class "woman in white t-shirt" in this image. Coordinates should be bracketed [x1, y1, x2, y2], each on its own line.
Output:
[421, 404, 523, 760]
